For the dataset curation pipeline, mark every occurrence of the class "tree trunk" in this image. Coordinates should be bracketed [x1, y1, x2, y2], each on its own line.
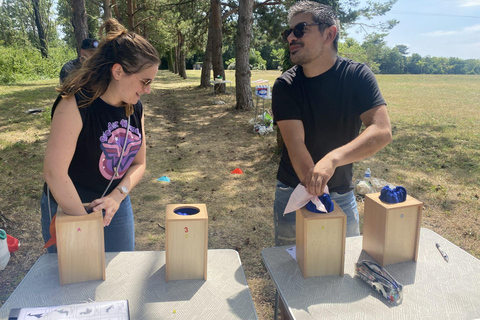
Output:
[71, 0, 88, 58]
[276, 126, 284, 149]
[174, 46, 179, 74]
[126, 0, 134, 31]
[178, 31, 187, 79]
[110, 0, 123, 24]
[200, 10, 213, 88]
[32, 0, 48, 58]
[211, 0, 225, 93]
[235, 0, 254, 110]
[168, 48, 174, 72]
[103, 0, 112, 19]
[142, 23, 148, 39]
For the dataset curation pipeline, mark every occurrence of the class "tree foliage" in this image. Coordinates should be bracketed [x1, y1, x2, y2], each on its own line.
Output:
[0, 45, 74, 84]
[0, 0, 479, 86]
[0, 0, 57, 52]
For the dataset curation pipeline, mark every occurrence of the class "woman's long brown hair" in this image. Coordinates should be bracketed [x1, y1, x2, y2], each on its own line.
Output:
[57, 19, 160, 116]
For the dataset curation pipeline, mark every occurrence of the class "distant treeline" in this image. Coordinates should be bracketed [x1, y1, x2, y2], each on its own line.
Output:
[379, 54, 480, 75]
[213, 37, 480, 75]
[339, 38, 480, 75]
[1, 40, 479, 85]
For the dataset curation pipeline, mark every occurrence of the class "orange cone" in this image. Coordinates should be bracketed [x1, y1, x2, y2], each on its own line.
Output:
[43, 214, 57, 250]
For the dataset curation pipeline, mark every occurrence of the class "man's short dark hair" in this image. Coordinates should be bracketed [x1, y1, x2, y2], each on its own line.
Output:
[288, 1, 340, 52]
[81, 38, 99, 50]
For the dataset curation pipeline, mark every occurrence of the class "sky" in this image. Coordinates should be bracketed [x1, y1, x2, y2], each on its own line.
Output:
[345, 0, 480, 59]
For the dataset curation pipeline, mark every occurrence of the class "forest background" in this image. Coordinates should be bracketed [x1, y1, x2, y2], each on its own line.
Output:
[1, 0, 480, 90]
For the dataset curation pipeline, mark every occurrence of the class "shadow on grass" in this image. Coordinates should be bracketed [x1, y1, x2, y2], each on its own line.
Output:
[0, 83, 58, 133]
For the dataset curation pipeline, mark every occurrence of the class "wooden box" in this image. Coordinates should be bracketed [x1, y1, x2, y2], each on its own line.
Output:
[363, 192, 423, 266]
[56, 207, 105, 285]
[165, 204, 208, 281]
[296, 201, 346, 278]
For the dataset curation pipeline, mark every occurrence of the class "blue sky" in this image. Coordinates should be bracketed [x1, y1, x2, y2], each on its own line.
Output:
[345, 0, 480, 59]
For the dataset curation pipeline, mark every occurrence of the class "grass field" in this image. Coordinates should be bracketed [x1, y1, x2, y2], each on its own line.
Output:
[0, 70, 479, 319]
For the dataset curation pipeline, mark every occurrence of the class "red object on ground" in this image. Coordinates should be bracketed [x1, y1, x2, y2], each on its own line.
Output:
[7, 234, 19, 252]
[230, 168, 243, 174]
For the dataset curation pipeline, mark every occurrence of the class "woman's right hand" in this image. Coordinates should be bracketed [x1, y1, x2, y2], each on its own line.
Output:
[87, 195, 122, 227]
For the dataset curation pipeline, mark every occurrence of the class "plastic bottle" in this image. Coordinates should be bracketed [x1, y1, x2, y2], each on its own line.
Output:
[0, 229, 10, 270]
[364, 168, 371, 180]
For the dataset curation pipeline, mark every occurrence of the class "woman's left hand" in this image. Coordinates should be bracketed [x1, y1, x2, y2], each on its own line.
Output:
[87, 196, 121, 227]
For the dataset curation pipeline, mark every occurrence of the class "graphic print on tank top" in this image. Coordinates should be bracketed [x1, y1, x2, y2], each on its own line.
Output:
[99, 119, 142, 180]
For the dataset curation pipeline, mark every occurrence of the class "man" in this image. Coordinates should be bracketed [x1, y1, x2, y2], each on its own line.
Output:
[272, 1, 392, 246]
[59, 38, 99, 84]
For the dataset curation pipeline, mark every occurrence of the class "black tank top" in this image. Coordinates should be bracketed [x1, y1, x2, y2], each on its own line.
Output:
[45, 91, 143, 203]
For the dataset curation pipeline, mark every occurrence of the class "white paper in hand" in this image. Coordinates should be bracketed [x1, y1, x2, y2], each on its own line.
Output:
[283, 184, 329, 215]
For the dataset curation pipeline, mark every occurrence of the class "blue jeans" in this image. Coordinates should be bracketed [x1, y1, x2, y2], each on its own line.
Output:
[274, 181, 360, 246]
[41, 191, 135, 253]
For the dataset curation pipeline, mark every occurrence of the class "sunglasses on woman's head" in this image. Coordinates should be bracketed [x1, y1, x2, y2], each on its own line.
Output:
[282, 22, 326, 42]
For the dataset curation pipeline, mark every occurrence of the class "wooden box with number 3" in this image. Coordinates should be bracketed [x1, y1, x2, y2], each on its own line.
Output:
[363, 192, 423, 266]
[165, 204, 208, 282]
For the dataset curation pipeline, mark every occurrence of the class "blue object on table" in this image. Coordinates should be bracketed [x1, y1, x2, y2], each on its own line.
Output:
[379, 186, 407, 203]
[305, 194, 334, 213]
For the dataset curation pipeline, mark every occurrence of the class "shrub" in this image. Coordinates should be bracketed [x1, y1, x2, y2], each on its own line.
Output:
[249, 49, 266, 70]
[226, 58, 236, 70]
[0, 45, 75, 84]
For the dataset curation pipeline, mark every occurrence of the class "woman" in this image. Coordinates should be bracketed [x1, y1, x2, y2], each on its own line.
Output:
[41, 19, 159, 252]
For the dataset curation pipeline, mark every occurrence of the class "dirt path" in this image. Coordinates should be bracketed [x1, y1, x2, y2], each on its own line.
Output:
[133, 71, 280, 319]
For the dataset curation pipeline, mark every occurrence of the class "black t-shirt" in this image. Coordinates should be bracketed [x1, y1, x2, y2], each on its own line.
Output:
[45, 91, 144, 203]
[272, 56, 386, 193]
[59, 58, 81, 84]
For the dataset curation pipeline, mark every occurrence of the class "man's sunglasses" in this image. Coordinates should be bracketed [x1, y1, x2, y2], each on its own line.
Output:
[282, 22, 326, 42]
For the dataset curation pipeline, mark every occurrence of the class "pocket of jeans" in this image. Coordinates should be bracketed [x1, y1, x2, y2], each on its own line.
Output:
[276, 181, 291, 190]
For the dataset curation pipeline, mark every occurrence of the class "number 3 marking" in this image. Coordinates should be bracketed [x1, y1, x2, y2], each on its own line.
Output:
[184, 227, 188, 233]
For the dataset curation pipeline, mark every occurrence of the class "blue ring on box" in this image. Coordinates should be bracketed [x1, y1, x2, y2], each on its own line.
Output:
[174, 207, 200, 216]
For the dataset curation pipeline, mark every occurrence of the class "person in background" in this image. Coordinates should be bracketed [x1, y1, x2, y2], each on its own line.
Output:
[272, 0, 392, 246]
[42, 18, 159, 253]
[59, 38, 99, 84]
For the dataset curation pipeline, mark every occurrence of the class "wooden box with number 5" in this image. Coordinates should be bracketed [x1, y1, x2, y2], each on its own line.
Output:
[165, 204, 208, 281]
